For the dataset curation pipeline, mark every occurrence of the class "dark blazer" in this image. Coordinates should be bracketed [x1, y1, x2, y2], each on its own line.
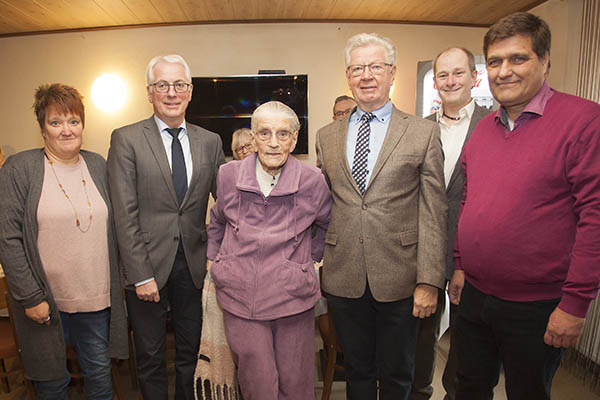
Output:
[316, 106, 448, 302]
[107, 117, 225, 289]
[0, 149, 128, 381]
[426, 103, 491, 280]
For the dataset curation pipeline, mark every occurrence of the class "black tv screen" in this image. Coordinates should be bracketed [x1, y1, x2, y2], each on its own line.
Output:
[186, 74, 308, 157]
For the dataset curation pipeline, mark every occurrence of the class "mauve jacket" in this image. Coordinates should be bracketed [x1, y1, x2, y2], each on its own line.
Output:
[207, 153, 332, 320]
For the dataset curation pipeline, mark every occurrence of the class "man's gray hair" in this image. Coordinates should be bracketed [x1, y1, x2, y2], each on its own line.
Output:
[146, 55, 192, 86]
[344, 33, 396, 67]
[251, 101, 300, 133]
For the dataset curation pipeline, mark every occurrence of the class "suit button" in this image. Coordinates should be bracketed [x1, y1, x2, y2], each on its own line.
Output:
[178, 210, 183, 216]
[174, 236, 179, 241]
[359, 236, 364, 243]
[362, 204, 367, 210]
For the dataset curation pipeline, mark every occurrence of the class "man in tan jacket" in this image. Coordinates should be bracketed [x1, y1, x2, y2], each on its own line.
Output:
[316, 33, 447, 400]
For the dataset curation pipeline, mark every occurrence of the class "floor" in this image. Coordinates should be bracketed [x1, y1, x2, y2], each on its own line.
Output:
[313, 330, 600, 400]
[3, 329, 600, 399]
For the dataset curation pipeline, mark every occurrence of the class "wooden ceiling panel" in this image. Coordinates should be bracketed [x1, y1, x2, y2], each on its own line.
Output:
[178, 0, 210, 21]
[148, 0, 189, 22]
[121, 0, 164, 24]
[0, 0, 549, 37]
[90, 0, 142, 25]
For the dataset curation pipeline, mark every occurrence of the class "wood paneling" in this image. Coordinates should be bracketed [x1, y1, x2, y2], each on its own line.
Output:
[0, 0, 548, 36]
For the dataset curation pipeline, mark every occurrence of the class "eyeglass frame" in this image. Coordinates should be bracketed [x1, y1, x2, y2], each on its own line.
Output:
[235, 142, 254, 154]
[334, 108, 353, 118]
[148, 80, 192, 93]
[253, 129, 297, 142]
[346, 62, 394, 77]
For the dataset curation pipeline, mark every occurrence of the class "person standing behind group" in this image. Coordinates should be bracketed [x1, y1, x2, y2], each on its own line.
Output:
[231, 128, 256, 160]
[316, 33, 447, 400]
[0, 83, 128, 399]
[450, 12, 600, 399]
[108, 54, 225, 400]
[207, 101, 332, 400]
[332, 95, 357, 121]
[411, 47, 490, 400]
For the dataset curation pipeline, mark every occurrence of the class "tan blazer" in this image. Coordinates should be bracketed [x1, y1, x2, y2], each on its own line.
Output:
[107, 116, 225, 290]
[316, 106, 447, 302]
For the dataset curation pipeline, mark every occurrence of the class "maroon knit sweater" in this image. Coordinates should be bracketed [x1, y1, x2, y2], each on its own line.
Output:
[454, 84, 600, 318]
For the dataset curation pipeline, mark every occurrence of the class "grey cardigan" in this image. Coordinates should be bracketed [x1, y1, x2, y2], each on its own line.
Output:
[0, 148, 128, 381]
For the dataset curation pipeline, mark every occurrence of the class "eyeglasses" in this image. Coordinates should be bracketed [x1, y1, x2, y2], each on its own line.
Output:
[149, 80, 192, 93]
[334, 109, 352, 118]
[254, 129, 295, 142]
[235, 143, 254, 154]
[347, 63, 393, 77]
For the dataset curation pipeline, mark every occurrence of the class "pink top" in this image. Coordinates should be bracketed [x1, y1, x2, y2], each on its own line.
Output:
[37, 156, 110, 313]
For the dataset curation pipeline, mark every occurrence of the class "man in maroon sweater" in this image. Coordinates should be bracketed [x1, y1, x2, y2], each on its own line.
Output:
[448, 12, 600, 399]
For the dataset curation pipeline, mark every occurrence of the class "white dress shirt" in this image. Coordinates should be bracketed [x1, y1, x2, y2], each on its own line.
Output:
[435, 100, 475, 187]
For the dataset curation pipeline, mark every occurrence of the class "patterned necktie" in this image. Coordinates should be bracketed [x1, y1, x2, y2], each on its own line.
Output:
[166, 127, 187, 205]
[351, 112, 375, 195]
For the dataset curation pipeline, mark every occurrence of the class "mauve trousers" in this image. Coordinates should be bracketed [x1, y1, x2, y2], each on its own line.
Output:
[223, 308, 315, 400]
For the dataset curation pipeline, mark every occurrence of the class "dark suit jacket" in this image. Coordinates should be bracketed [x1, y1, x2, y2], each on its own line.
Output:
[426, 103, 491, 280]
[316, 106, 448, 302]
[107, 116, 225, 289]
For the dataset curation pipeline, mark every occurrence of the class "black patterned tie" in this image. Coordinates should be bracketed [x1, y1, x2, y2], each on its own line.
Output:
[351, 112, 375, 195]
[166, 127, 187, 205]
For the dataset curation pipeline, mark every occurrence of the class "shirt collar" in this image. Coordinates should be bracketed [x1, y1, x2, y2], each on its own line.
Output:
[154, 115, 187, 136]
[350, 100, 393, 124]
[436, 99, 475, 123]
[495, 81, 553, 127]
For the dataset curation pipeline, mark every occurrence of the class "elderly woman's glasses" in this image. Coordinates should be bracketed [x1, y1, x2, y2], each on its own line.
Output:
[347, 63, 393, 77]
[149, 80, 192, 93]
[255, 129, 294, 142]
[235, 143, 254, 154]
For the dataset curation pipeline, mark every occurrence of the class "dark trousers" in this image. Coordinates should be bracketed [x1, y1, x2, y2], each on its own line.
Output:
[126, 251, 203, 400]
[442, 302, 459, 400]
[455, 282, 563, 400]
[327, 284, 419, 400]
[411, 288, 445, 400]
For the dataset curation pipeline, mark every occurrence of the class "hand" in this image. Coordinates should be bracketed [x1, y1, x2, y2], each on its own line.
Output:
[136, 280, 160, 302]
[544, 307, 585, 348]
[413, 284, 438, 318]
[448, 270, 465, 305]
[206, 259, 213, 271]
[25, 301, 51, 325]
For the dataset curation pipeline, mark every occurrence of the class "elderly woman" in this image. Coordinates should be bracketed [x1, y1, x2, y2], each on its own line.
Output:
[207, 101, 331, 399]
[231, 127, 256, 160]
[0, 83, 127, 399]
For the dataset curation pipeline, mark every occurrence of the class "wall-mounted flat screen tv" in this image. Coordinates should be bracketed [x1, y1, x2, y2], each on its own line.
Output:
[186, 74, 308, 157]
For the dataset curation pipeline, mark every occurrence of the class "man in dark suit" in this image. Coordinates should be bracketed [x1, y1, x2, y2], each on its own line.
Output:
[107, 54, 225, 400]
[411, 47, 490, 400]
[316, 33, 447, 400]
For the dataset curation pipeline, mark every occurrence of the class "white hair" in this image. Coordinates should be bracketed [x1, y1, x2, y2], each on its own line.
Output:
[251, 101, 300, 133]
[344, 33, 396, 67]
[146, 54, 192, 86]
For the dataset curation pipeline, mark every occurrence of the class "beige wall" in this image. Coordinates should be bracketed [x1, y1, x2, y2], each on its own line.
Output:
[0, 0, 576, 164]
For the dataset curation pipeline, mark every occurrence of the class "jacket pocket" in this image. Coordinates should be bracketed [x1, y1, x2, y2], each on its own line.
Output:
[282, 259, 319, 298]
[399, 230, 418, 246]
[325, 232, 337, 246]
[211, 254, 247, 291]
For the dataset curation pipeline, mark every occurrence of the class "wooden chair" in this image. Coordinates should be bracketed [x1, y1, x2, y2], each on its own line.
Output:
[0, 276, 35, 399]
[320, 311, 345, 400]
[318, 267, 345, 400]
